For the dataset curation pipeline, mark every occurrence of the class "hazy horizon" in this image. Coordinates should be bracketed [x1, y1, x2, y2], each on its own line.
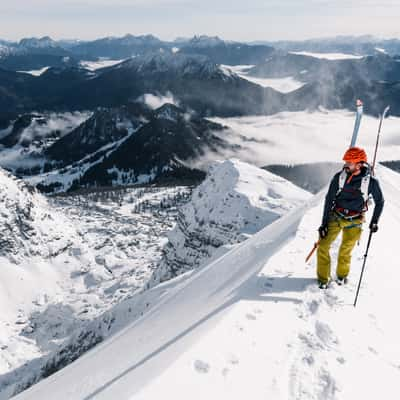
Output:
[1, 0, 400, 43]
[1, 32, 400, 45]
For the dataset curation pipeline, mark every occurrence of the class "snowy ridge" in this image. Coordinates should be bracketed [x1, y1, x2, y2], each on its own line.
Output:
[11, 169, 323, 400]
[12, 164, 400, 400]
[160, 159, 311, 278]
[135, 164, 400, 400]
[117, 52, 236, 81]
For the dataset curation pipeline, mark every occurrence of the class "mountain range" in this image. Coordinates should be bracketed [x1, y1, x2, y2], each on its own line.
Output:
[1, 34, 400, 193]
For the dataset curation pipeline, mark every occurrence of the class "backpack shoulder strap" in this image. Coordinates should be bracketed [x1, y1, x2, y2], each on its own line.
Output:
[360, 173, 371, 202]
[336, 169, 347, 196]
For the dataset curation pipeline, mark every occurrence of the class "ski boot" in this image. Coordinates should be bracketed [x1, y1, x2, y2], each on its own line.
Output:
[336, 276, 348, 286]
[318, 279, 330, 289]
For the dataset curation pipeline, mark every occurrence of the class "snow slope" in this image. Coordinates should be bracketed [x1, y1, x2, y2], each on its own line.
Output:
[12, 164, 400, 400]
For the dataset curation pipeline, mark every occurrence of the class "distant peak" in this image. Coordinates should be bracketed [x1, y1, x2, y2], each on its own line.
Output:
[188, 35, 225, 47]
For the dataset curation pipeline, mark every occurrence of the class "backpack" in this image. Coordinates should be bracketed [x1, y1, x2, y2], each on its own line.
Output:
[336, 166, 371, 210]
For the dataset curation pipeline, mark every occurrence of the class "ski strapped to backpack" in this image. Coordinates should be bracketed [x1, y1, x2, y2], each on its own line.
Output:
[305, 99, 364, 264]
[350, 99, 363, 147]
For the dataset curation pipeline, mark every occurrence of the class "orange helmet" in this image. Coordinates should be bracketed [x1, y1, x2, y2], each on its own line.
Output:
[342, 147, 367, 164]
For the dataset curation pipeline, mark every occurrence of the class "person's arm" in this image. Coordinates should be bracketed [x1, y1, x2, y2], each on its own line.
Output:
[369, 177, 384, 225]
[321, 172, 340, 226]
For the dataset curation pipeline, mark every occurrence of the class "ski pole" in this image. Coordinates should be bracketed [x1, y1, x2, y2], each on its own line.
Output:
[353, 230, 374, 307]
[305, 239, 320, 263]
[371, 105, 390, 176]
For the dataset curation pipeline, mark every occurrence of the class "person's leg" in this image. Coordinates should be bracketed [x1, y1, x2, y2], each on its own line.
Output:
[336, 221, 363, 279]
[317, 218, 342, 284]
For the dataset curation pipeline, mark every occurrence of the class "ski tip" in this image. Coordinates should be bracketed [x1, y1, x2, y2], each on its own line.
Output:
[384, 105, 390, 116]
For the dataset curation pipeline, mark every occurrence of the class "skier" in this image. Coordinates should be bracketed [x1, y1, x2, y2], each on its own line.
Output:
[317, 147, 384, 288]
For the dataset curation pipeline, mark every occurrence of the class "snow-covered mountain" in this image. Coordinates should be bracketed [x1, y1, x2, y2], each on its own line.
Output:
[0, 111, 91, 175]
[159, 159, 311, 279]
[187, 35, 226, 48]
[265, 35, 400, 57]
[24, 103, 230, 193]
[0, 168, 194, 398]
[69, 34, 167, 59]
[179, 36, 275, 65]
[0, 44, 12, 58]
[0, 168, 75, 262]
[44, 106, 145, 165]
[117, 52, 229, 78]
[18, 37, 58, 50]
[0, 158, 313, 399]
[9, 164, 399, 400]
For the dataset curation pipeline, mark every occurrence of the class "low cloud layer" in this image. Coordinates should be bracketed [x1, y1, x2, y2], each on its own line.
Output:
[188, 110, 400, 171]
[137, 92, 179, 110]
[20, 111, 91, 143]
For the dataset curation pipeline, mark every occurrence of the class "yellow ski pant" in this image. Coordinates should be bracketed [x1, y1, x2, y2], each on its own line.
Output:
[317, 213, 363, 284]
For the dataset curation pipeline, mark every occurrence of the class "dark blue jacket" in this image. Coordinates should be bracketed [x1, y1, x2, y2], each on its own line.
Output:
[322, 166, 384, 226]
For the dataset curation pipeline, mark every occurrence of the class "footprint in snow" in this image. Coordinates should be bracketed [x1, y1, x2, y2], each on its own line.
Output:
[194, 359, 210, 374]
[227, 354, 239, 365]
[315, 320, 339, 346]
[318, 368, 339, 400]
[302, 354, 315, 365]
[222, 367, 230, 377]
[245, 313, 257, 320]
[307, 299, 319, 314]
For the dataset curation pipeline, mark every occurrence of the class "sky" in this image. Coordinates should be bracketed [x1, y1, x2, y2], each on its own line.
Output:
[1, 0, 400, 42]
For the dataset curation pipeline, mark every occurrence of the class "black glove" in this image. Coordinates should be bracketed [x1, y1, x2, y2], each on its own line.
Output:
[318, 224, 328, 239]
[369, 222, 378, 233]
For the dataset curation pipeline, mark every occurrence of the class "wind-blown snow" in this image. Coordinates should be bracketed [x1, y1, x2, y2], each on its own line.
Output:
[289, 51, 364, 60]
[12, 164, 400, 400]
